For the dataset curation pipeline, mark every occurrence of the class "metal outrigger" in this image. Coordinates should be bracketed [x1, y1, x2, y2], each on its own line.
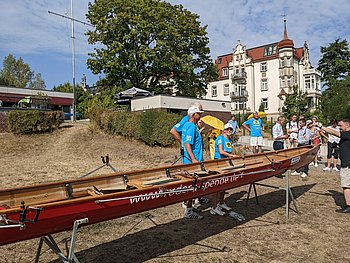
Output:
[35, 218, 89, 263]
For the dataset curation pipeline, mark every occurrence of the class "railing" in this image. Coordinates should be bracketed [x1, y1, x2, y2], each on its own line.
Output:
[231, 72, 247, 81]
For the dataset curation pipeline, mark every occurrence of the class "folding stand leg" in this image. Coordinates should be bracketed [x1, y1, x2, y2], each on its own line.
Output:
[35, 218, 89, 263]
[245, 170, 298, 222]
[246, 183, 259, 205]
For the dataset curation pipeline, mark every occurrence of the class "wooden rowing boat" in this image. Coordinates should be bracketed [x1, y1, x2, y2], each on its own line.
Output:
[0, 145, 319, 246]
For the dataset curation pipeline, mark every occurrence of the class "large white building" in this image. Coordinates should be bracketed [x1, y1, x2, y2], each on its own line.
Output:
[205, 19, 321, 119]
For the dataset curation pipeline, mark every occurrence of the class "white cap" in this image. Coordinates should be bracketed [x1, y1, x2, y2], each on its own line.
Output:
[306, 120, 312, 125]
[224, 123, 233, 130]
[188, 106, 204, 116]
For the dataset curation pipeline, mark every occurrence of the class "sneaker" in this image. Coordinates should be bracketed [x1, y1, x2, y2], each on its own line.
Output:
[336, 206, 350, 213]
[184, 208, 203, 219]
[309, 162, 314, 166]
[314, 162, 318, 167]
[199, 196, 211, 204]
[300, 172, 308, 178]
[323, 167, 331, 172]
[333, 167, 340, 172]
[291, 171, 301, 176]
[229, 211, 245, 221]
[210, 206, 225, 216]
[181, 201, 187, 208]
[218, 203, 232, 211]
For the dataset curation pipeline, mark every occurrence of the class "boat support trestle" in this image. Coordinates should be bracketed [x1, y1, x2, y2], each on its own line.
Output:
[35, 218, 89, 263]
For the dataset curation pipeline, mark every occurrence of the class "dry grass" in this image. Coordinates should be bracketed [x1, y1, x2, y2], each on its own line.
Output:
[0, 121, 349, 263]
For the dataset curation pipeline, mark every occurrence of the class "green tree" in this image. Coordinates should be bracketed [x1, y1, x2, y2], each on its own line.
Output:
[318, 39, 350, 120]
[318, 39, 350, 86]
[53, 82, 91, 118]
[29, 73, 46, 90]
[0, 54, 34, 88]
[86, 0, 217, 97]
[281, 86, 310, 119]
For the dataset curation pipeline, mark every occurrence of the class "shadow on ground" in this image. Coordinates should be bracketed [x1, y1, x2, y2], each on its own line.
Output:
[51, 184, 315, 263]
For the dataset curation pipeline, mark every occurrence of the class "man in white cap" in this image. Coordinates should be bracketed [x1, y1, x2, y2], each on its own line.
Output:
[181, 105, 205, 219]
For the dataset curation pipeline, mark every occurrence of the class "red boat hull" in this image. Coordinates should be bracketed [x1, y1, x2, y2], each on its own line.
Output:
[0, 145, 319, 245]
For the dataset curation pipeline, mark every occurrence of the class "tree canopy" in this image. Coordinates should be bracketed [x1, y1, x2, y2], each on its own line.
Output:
[0, 54, 46, 90]
[317, 39, 350, 120]
[281, 86, 310, 120]
[86, 0, 217, 97]
[0, 54, 33, 88]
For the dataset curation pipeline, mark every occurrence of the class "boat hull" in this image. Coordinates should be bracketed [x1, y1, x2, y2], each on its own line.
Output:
[0, 145, 319, 246]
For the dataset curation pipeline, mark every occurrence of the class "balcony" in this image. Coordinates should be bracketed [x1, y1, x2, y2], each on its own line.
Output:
[231, 72, 247, 83]
[230, 90, 248, 102]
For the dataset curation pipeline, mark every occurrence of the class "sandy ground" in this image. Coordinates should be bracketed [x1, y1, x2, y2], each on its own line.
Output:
[0, 122, 349, 263]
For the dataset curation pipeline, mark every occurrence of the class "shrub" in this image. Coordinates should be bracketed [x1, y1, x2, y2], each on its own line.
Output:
[8, 110, 64, 134]
[91, 109, 182, 146]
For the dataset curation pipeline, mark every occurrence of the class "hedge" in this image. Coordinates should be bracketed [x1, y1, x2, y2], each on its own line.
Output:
[91, 110, 181, 146]
[8, 110, 64, 134]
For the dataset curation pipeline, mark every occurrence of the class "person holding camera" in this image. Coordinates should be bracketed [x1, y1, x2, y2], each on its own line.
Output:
[318, 119, 350, 213]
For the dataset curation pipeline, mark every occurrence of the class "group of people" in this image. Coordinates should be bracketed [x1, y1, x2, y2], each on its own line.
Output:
[272, 114, 350, 213]
[171, 104, 350, 216]
[170, 103, 245, 220]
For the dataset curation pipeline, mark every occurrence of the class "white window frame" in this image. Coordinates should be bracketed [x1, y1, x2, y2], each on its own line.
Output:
[305, 76, 311, 89]
[260, 62, 267, 72]
[261, 79, 268, 91]
[287, 77, 292, 87]
[223, 84, 229, 96]
[261, 98, 268, 110]
[280, 78, 285, 88]
[286, 57, 291, 67]
[212, 86, 217, 97]
[222, 68, 228, 77]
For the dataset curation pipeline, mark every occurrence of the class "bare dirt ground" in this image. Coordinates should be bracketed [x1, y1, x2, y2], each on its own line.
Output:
[1, 122, 349, 263]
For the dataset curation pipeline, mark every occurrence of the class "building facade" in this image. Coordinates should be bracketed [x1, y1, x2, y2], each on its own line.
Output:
[206, 20, 321, 119]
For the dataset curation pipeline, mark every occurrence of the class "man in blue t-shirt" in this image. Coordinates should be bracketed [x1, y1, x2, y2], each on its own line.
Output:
[181, 107, 204, 164]
[242, 111, 265, 153]
[228, 114, 241, 135]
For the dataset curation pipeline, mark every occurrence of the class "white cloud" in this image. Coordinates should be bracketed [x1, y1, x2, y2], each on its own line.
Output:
[0, 0, 348, 88]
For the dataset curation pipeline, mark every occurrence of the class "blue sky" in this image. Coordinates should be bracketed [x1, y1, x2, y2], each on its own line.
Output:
[0, 0, 349, 90]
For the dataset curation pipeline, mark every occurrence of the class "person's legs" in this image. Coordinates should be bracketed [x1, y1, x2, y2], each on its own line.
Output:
[337, 167, 350, 212]
[344, 188, 350, 206]
[257, 136, 263, 153]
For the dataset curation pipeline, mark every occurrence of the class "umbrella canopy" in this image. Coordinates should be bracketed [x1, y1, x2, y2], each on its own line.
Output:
[247, 111, 267, 119]
[201, 115, 224, 130]
[18, 96, 32, 104]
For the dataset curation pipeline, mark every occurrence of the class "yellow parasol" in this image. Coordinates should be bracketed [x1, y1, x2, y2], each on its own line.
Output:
[200, 115, 224, 130]
[247, 111, 267, 119]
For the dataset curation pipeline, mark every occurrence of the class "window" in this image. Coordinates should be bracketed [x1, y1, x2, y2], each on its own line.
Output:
[211, 86, 217, 97]
[280, 78, 285, 88]
[287, 77, 292, 87]
[264, 44, 277, 56]
[261, 79, 268, 91]
[311, 78, 315, 89]
[286, 57, 291, 67]
[235, 67, 239, 74]
[305, 76, 311, 89]
[222, 68, 228, 77]
[260, 62, 267, 72]
[217, 58, 222, 64]
[280, 58, 285, 67]
[261, 98, 268, 110]
[223, 84, 229, 96]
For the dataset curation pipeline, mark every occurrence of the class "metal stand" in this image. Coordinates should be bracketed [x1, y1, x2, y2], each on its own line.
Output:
[35, 218, 89, 263]
[80, 154, 117, 178]
[246, 170, 298, 221]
